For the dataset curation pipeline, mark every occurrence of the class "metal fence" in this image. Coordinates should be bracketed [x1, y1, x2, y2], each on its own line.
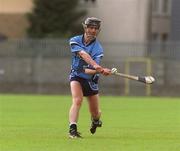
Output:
[0, 39, 180, 96]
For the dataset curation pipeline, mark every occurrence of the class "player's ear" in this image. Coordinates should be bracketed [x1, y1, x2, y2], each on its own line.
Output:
[82, 23, 87, 30]
[96, 28, 101, 35]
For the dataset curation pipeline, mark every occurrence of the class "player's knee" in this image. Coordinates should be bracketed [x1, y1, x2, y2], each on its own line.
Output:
[73, 97, 83, 107]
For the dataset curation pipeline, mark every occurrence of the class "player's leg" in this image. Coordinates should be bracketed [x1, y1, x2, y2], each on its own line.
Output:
[87, 94, 101, 119]
[69, 81, 83, 138]
[87, 94, 102, 134]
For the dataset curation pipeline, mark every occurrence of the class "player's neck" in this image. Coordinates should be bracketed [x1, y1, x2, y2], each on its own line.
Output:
[84, 34, 95, 45]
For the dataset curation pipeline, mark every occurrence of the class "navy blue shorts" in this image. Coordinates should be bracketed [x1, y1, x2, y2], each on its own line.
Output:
[70, 76, 99, 96]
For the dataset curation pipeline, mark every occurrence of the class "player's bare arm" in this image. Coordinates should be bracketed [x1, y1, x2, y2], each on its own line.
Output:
[78, 50, 103, 72]
[85, 68, 111, 76]
[78, 51, 111, 76]
[84, 68, 97, 75]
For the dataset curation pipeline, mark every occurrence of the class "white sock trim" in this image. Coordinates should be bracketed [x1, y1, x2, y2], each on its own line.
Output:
[69, 122, 77, 126]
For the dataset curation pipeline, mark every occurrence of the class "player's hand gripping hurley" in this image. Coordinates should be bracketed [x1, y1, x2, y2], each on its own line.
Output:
[111, 68, 155, 84]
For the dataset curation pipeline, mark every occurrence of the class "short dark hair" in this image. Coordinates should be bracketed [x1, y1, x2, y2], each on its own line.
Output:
[83, 17, 101, 29]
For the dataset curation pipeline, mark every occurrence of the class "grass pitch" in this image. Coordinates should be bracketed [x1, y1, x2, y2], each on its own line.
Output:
[0, 95, 180, 151]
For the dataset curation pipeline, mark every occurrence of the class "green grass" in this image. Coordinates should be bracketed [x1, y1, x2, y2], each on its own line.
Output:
[0, 95, 180, 151]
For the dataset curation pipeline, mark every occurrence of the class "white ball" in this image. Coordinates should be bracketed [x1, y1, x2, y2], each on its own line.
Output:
[111, 68, 117, 74]
[145, 76, 155, 84]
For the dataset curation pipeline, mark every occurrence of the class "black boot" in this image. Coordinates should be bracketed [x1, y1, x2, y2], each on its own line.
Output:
[90, 119, 102, 134]
[69, 124, 82, 138]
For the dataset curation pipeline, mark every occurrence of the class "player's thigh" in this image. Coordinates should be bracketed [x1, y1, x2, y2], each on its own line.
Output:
[87, 94, 100, 112]
[70, 81, 83, 104]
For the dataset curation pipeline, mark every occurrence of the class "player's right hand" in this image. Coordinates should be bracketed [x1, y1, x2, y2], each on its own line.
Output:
[93, 65, 112, 76]
[101, 68, 112, 76]
[93, 65, 104, 73]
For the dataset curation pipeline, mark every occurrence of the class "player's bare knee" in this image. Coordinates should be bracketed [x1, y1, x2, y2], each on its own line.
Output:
[73, 97, 83, 107]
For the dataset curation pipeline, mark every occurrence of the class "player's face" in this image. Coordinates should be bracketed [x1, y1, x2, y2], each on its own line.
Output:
[85, 25, 100, 40]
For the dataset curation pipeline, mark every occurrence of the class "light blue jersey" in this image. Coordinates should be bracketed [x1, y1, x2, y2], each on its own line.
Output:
[69, 35, 104, 80]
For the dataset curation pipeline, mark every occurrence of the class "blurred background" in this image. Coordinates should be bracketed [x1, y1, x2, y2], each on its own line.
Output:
[0, 0, 180, 96]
